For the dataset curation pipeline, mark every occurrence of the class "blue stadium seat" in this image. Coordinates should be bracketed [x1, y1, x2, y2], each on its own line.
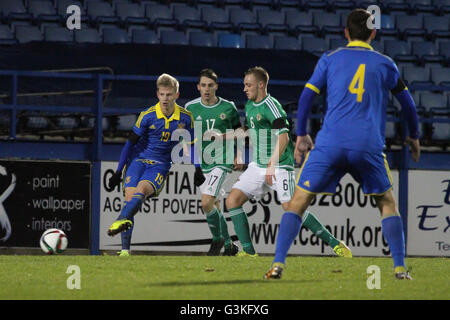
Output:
[384, 40, 417, 62]
[313, 12, 342, 35]
[420, 92, 448, 110]
[304, 0, 328, 12]
[145, 4, 177, 30]
[245, 34, 271, 49]
[329, 38, 348, 49]
[424, 15, 450, 39]
[371, 40, 384, 52]
[0, 25, 14, 40]
[250, 0, 275, 11]
[274, 35, 300, 50]
[430, 107, 450, 141]
[256, 9, 287, 34]
[82, 116, 110, 131]
[385, 121, 397, 140]
[229, 8, 261, 33]
[103, 28, 130, 44]
[26, 116, 49, 129]
[0, 0, 32, 22]
[285, 11, 317, 35]
[385, 0, 410, 14]
[160, 30, 188, 45]
[431, 67, 450, 88]
[201, 7, 233, 32]
[87, 1, 120, 26]
[403, 66, 433, 89]
[278, 0, 301, 12]
[379, 14, 398, 38]
[28, 0, 61, 23]
[302, 37, 328, 55]
[131, 29, 158, 44]
[439, 42, 450, 61]
[116, 3, 149, 27]
[189, 32, 216, 47]
[44, 26, 73, 42]
[396, 15, 425, 38]
[74, 28, 101, 43]
[218, 33, 244, 48]
[56, 117, 80, 130]
[435, 0, 450, 12]
[15, 25, 43, 43]
[116, 114, 137, 131]
[173, 5, 206, 31]
[332, 0, 356, 11]
[410, 0, 435, 13]
[412, 41, 444, 64]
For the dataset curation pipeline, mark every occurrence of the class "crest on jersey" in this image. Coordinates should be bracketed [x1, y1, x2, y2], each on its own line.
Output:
[125, 176, 131, 184]
[219, 113, 226, 120]
[256, 113, 262, 121]
[149, 124, 156, 129]
[177, 122, 185, 129]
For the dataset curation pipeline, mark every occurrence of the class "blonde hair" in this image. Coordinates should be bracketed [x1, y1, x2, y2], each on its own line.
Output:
[245, 66, 269, 86]
[157, 73, 179, 93]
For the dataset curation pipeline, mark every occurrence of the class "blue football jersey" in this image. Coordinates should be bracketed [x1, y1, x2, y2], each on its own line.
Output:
[306, 41, 401, 153]
[132, 102, 194, 163]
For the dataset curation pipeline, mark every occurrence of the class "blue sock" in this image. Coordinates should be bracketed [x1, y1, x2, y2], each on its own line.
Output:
[121, 216, 134, 250]
[273, 212, 302, 265]
[118, 193, 144, 220]
[381, 215, 406, 268]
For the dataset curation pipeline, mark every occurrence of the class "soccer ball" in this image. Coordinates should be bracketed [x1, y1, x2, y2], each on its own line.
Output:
[39, 228, 68, 254]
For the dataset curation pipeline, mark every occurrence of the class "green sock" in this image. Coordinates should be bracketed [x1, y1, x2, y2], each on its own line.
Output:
[205, 207, 222, 242]
[218, 210, 232, 248]
[302, 210, 340, 248]
[228, 207, 255, 254]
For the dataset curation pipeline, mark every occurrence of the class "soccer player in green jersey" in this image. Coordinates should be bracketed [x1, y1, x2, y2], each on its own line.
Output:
[185, 69, 242, 256]
[225, 67, 351, 257]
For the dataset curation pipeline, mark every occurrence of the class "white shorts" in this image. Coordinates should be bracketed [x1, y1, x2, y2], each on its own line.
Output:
[231, 162, 295, 203]
[200, 167, 228, 197]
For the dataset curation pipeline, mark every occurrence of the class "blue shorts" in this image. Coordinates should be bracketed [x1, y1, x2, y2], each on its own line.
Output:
[296, 146, 393, 195]
[123, 158, 170, 197]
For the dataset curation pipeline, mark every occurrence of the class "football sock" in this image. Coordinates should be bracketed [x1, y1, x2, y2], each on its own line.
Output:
[121, 204, 134, 250]
[273, 212, 302, 265]
[381, 215, 406, 268]
[302, 210, 340, 248]
[118, 193, 144, 220]
[218, 210, 232, 248]
[228, 206, 255, 254]
[205, 207, 222, 242]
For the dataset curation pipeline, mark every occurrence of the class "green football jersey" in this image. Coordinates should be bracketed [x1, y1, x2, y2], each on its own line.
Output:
[245, 94, 294, 170]
[185, 97, 241, 173]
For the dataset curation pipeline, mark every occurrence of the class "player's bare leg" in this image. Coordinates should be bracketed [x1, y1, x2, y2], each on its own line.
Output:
[373, 189, 412, 280]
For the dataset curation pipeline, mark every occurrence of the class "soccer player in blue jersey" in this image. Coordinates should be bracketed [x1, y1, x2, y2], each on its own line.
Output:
[108, 136, 147, 256]
[107, 73, 195, 239]
[264, 9, 420, 280]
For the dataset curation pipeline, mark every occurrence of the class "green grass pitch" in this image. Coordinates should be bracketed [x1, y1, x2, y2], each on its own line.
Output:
[0, 255, 448, 300]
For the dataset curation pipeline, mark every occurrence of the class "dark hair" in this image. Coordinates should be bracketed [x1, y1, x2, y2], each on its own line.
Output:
[199, 68, 218, 83]
[346, 9, 373, 41]
[244, 66, 269, 85]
